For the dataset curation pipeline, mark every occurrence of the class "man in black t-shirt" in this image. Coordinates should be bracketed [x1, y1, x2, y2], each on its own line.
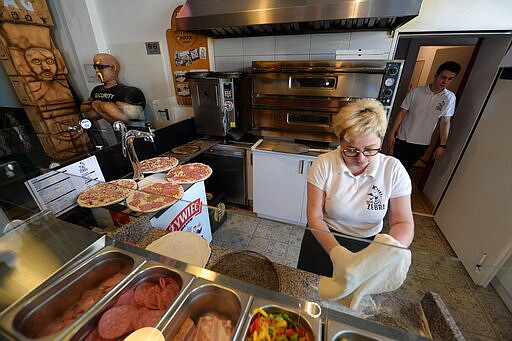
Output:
[80, 53, 146, 129]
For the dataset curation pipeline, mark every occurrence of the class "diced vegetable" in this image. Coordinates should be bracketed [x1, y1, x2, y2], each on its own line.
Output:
[245, 309, 310, 341]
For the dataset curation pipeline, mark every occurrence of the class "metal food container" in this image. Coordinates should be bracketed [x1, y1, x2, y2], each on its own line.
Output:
[241, 296, 322, 341]
[71, 261, 194, 341]
[0, 246, 144, 340]
[326, 320, 395, 341]
[159, 277, 251, 341]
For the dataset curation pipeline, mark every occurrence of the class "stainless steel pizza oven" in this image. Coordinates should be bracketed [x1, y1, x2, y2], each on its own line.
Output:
[251, 60, 404, 142]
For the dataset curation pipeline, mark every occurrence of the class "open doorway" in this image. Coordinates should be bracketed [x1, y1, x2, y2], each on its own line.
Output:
[407, 45, 475, 191]
[390, 32, 510, 214]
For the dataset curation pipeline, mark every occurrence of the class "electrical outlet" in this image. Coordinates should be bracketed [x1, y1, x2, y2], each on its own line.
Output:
[145, 41, 161, 55]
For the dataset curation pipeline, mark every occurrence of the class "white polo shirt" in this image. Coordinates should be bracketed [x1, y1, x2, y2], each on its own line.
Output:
[397, 85, 456, 145]
[307, 149, 411, 237]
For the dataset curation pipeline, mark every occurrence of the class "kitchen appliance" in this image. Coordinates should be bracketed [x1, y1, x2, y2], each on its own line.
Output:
[192, 143, 248, 206]
[187, 72, 251, 140]
[251, 59, 404, 143]
[176, 0, 423, 38]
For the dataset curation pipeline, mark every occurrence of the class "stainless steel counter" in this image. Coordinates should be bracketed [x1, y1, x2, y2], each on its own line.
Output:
[0, 210, 100, 312]
[0, 231, 432, 341]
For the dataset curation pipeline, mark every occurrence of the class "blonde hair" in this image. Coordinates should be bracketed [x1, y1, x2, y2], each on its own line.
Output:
[333, 98, 388, 142]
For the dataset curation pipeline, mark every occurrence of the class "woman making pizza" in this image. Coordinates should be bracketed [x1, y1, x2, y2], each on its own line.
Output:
[297, 99, 414, 307]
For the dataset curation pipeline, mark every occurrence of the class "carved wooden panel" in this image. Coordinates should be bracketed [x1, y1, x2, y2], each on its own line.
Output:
[0, 0, 53, 26]
[0, 13, 91, 161]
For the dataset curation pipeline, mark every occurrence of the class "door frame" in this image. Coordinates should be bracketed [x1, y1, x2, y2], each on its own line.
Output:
[389, 31, 512, 213]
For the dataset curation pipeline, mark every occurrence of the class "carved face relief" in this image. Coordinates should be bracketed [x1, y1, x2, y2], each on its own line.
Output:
[25, 47, 56, 81]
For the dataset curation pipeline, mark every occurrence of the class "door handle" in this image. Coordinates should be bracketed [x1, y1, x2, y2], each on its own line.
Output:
[298, 160, 305, 174]
[475, 253, 487, 272]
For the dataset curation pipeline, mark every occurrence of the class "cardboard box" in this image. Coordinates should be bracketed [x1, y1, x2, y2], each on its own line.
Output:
[150, 181, 212, 242]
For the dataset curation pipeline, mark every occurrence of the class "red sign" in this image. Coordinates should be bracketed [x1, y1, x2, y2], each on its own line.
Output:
[166, 198, 203, 232]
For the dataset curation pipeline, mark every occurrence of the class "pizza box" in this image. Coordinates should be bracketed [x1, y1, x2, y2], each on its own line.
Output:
[149, 180, 212, 243]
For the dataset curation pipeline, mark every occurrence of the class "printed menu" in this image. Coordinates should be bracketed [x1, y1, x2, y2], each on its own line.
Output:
[25, 156, 105, 217]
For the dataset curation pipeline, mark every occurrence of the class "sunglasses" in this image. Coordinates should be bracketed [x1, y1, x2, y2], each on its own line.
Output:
[93, 64, 112, 70]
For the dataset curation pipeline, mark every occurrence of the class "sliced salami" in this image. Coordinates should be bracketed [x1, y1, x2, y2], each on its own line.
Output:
[133, 308, 166, 330]
[165, 162, 212, 184]
[140, 156, 179, 174]
[125, 182, 184, 213]
[98, 305, 136, 339]
[77, 179, 136, 208]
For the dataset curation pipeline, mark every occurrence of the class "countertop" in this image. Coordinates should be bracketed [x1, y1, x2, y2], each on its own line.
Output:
[109, 221, 464, 341]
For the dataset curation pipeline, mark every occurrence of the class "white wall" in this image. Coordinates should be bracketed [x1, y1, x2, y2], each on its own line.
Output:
[398, 0, 512, 32]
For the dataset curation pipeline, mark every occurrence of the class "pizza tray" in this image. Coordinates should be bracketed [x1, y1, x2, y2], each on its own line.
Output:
[210, 250, 280, 291]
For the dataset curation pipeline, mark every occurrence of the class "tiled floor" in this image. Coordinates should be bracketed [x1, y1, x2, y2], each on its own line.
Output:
[210, 190, 512, 340]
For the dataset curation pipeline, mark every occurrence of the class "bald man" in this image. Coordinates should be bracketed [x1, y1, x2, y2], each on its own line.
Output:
[80, 53, 146, 127]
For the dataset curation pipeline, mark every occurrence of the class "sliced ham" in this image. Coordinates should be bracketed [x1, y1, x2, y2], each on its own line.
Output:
[193, 315, 232, 341]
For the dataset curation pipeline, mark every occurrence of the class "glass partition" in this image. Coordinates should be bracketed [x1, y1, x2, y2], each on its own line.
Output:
[0, 130, 511, 340]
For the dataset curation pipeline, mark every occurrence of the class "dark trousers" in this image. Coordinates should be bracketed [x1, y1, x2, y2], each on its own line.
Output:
[297, 228, 375, 277]
[393, 138, 429, 171]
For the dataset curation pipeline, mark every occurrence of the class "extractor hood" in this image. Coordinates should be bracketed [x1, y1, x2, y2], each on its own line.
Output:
[176, 0, 423, 38]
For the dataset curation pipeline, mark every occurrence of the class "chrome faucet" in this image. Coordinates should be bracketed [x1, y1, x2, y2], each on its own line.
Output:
[113, 121, 155, 181]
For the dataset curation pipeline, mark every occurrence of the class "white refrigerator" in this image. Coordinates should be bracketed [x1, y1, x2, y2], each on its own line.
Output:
[434, 49, 512, 308]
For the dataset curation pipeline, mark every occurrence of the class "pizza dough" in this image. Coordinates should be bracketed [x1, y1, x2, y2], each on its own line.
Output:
[77, 179, 137, 208]
[145, 231, 211, 267]
[125, 182, 184, 213]
[171, 144, 201, 155]
[140, 157, 179, 174]
[165, 162, 212, 184]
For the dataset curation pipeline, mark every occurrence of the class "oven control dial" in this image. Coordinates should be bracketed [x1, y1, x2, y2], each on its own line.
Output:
[384, 78, 395, 87]
[387, 66, 399, 75]
[383, 89, 393, 97]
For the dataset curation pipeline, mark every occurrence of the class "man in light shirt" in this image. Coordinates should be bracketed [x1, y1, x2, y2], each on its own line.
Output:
[387, 61, 462, 170]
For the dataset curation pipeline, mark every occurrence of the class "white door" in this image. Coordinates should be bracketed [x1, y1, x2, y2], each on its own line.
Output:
[253, 151, 309, 225]
[434, 76, 512, 285]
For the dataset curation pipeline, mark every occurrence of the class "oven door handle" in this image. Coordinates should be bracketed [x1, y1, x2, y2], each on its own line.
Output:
[286, 112, 331, 128]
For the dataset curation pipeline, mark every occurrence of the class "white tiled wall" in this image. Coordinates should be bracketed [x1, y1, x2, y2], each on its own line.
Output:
[213, 32, 393, 71]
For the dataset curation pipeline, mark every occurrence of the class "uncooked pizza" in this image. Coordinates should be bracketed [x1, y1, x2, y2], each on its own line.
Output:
[126, 182, 184, 213]
[170, 144, 201, 155]
[77, 179, 137, 208]
[165, 162, 212, 184]
[140, 156, 179, 174]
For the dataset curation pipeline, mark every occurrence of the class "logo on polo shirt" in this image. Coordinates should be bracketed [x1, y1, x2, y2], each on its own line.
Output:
[367, 185, 386, 211]
[435, 100, 446, 112]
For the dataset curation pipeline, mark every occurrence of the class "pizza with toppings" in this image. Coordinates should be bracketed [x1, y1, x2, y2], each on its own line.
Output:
[165, 162, 212, 184]
[140, 156, 179, 174]
[126, 182, 184, 213]
[77, 179, 137, 208]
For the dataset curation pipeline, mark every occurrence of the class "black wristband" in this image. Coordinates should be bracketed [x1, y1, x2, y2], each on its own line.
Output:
[439, 144, 447, 149]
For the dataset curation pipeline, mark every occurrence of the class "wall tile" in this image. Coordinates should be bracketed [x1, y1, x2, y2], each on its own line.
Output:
[348, 31, 392, 53]
[275, 54, 309, 61]
[213, 38, 244, 57]
[215, 56, 244, 71]
[244, 55, 275, 71]
[243, 36, 275, 55]
[275, 34, 311, 55]
[310, 33, 350, 54]
[309, 53, 336, 61]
